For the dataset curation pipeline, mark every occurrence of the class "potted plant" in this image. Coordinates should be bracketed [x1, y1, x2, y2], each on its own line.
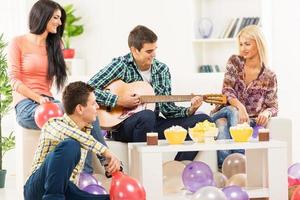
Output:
[63, 4, 84, 59]
[0, 33, 15, 188]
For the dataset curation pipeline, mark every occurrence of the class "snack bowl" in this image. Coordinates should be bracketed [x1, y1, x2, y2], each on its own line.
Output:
[188, 128, 205, 143]
[230, 127, 253, 142]
[164, 128, 187, 145]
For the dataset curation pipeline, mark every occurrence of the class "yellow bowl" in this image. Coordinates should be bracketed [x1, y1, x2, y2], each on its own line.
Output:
[164, 130, 187, 145]
[230, 127, 253, 142]
[188, 129, 205, 143]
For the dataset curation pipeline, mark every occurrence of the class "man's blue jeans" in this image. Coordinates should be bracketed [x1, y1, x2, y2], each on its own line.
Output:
[15, 98, 106, 174]
[23, 139, 109, 200]
[112, 109, 212, 161]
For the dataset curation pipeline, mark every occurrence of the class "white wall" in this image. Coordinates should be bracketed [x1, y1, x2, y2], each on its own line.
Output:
[272, 0, 300, 162]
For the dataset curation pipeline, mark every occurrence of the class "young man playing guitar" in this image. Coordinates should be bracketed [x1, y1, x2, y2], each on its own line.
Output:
[88, 25, 212, 161]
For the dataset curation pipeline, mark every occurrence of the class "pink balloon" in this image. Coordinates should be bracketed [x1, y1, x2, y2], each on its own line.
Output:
[110, 171, 146, 200]
[289, 176, 300, 187]
[34, 102, 63, 128]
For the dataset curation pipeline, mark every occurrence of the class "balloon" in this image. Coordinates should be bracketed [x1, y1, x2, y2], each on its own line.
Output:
[78, 172, 98, 190]
[253, 125, 264, 138]
[292, 185, 300, 200]
[213, 171, 228, 188]
[34, 102, 63, 128]
[110, 171, 146, 200]
[289, 176, 300, 187]
[191, 186, 227, 200]
[289, 163, 300, 180]
[226, 173, 247, 187]
[182, 161, 214, 193]
[181, 160, 192, 166]
[222, 153, 246, 179]
[222, 185, 249, 200]
[289, 185, 300, 200]
[93, 174, 112, 191]
[101, 130, 107, 137]
[163, 161, 185, 193]
[83, 184, 108, 195]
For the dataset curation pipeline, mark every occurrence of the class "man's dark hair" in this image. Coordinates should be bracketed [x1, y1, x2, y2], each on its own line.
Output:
[62, 81, 95, 115]
[128, 25, 157, 51]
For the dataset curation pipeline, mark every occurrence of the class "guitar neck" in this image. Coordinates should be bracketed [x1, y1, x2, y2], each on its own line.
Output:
[140, 95, 203, 103]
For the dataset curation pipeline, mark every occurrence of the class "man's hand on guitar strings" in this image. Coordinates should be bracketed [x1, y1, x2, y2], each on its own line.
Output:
[188, 96, 203, 115]
[117, 94, 141, 108]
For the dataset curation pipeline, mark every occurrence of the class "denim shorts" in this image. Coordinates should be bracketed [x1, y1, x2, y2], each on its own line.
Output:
[15, 96, 62, 130]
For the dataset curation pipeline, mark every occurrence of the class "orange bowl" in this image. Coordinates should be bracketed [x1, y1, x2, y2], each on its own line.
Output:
[230, 127, 253, 142]
[164, 130, 187, 145]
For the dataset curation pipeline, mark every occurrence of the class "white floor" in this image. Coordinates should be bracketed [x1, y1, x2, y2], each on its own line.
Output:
[0, 174, 23, 200]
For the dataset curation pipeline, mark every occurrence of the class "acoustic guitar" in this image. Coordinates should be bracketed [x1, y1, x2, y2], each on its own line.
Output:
[97, 80, 226, 130]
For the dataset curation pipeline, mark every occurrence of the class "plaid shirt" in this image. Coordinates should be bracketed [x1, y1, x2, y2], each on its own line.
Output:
[222, 55, 278, 118]
[88, 53, 188, 118]
[29, 114, 107, 184]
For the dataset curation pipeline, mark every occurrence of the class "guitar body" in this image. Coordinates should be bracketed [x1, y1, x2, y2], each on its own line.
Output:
[98, 80, 156, 130]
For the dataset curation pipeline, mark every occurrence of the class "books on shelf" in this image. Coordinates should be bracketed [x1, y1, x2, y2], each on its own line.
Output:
[220, 17, 260, 38]
[198, 65, 221, 73]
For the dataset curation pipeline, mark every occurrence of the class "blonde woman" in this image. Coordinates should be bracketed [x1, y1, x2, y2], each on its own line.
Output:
[211, 25, 278, 168]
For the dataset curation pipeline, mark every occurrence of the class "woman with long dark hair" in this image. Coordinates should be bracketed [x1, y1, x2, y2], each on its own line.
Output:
[8, 0, 107, 175]
[8, 0, 67, 129]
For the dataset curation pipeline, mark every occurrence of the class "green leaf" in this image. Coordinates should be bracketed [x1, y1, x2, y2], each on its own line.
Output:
[62, 4, 84, 49]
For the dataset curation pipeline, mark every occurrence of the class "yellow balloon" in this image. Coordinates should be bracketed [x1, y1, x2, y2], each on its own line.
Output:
[226, 173, 247, 187]
[163, 160, 185, 193]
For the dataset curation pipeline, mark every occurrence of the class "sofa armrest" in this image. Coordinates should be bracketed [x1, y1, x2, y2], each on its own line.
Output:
[267, 117, 292, 165]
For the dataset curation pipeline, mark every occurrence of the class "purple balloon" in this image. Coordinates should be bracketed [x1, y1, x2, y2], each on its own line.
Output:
[182, 161, 214, 192]
[222, 185, 249, 200]
[101, 130, 107, 137]
[253, 125, 264, 138]
[288, 163, 300, 180]
[78, 172, 98, 190]
[83, 184, 108, 195]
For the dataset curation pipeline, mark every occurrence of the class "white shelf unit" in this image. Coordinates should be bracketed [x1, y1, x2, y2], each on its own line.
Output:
[130, 140, 288, 200]
[191, 0, 272, 73]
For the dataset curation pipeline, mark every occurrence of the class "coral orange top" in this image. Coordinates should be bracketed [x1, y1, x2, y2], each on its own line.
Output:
[8, 35, 53, 106]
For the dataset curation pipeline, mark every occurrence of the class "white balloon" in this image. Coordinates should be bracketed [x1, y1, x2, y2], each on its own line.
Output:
[192, 186, 227, 200]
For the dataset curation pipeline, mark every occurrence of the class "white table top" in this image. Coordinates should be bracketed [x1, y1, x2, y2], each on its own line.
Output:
[130, 139, 287, 153]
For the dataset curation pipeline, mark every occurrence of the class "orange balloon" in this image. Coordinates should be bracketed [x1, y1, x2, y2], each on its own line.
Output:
[34, 102, 63, 128]
[222, 153, 246, 179]
[110, 171, 146, 200]
[226, 173, 247, 187]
